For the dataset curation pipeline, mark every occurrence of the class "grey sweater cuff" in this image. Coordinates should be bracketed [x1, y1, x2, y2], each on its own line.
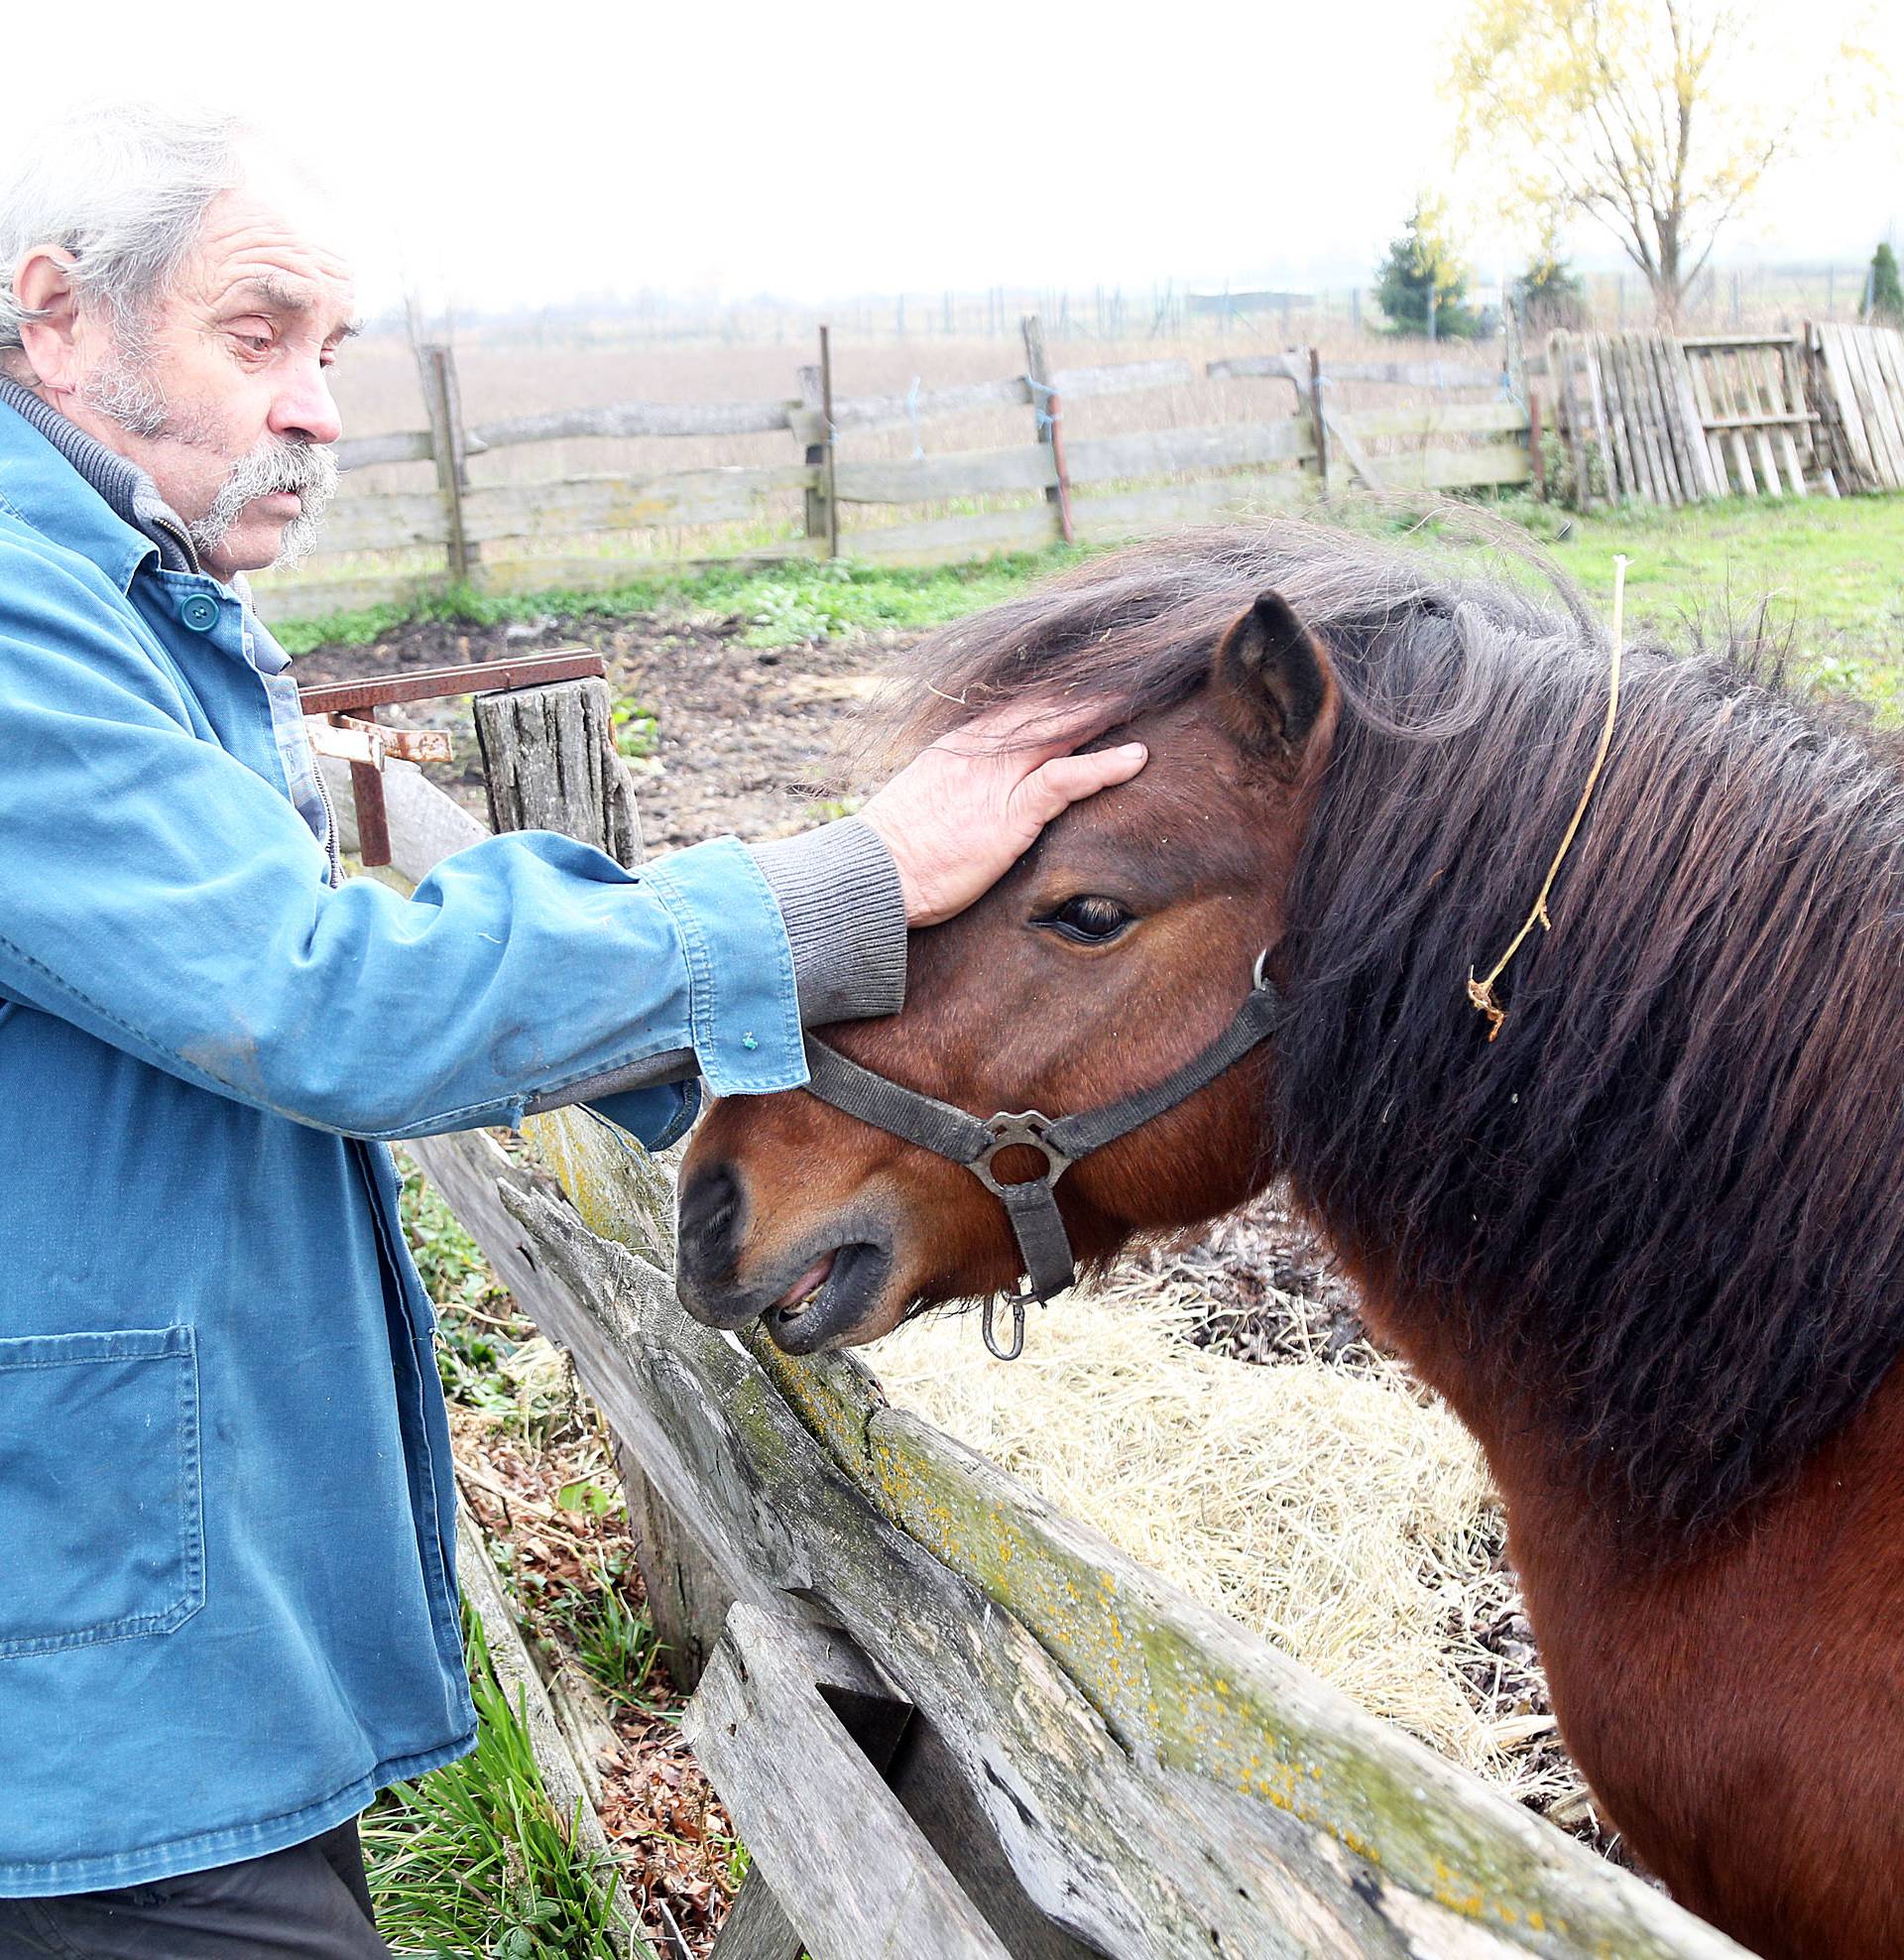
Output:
[749, 816, 907, 1027]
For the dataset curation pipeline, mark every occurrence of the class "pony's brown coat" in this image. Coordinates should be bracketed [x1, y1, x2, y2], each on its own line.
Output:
[864, 522, 1904, 1547]
[687, 521, 1904, 1957]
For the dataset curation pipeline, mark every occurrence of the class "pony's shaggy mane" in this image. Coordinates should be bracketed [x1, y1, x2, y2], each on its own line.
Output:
[870, 520, 1904, 1547]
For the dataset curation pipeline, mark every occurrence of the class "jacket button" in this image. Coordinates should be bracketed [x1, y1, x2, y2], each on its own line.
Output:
[179, 594, 220, 633]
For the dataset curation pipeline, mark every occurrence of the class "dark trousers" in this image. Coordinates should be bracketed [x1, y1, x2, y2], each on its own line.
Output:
[0, 1821, 390, 1959]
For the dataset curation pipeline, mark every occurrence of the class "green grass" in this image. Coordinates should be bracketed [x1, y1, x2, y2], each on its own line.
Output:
[1306, 492, 1904, 716]
[283, 500, 1904, 712]
[611, 699, 660, 761]
[389, 1166, 663, 1954]
[1540, 495, 1904, 657]
[1483, 494, 1904, 719]
[399, 1155, 532, 1419]
[274, 550, 1075, 659]
[364, 1611, 646, 1960]
[543, 1559, 665, 1712]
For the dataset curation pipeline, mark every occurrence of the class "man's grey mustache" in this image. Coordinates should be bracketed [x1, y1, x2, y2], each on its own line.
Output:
[213, 437, 338, 507]
[190, 438, 339, 569]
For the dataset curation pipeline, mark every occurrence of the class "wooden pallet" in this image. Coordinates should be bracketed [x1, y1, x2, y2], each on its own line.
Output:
[1680, 336, 1825, 497]
[1546, 329, 1844, 506]
[1809, 322, 1904, 494]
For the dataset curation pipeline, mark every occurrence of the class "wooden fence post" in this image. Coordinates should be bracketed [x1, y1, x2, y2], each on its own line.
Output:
[473, 678, 733, 1688]
[1021, 313, 1071, 545]
[472, 678, 643, 867]
[796, 362, 834, 556]
[1306, 346, 1330, 497]
[1503, 296, 1527, 406]
[1553, 330, 1591, 510]
[819, 324, 841, 558]
[417, 343, 471, 583]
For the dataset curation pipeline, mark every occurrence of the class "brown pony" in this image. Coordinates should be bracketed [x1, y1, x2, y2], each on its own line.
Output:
[674, 522, 1904, 1960]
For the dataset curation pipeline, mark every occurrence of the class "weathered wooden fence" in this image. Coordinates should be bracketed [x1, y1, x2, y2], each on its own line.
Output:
[1541, 321, 1904, 506]
[321, 684, 1753, 1959]
[1212, 352, 1532, 499]
[260, 323, 1528, 622]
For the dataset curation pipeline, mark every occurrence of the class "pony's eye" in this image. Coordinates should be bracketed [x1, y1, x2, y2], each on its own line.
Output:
[1046, 896, 1131, 943]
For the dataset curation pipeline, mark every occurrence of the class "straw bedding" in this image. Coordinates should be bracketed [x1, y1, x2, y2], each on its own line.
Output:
[871, 1192, 1591, 1818]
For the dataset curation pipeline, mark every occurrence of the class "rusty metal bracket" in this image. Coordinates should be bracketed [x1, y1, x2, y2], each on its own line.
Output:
[297, 646, 607, 867]
[304, 714, 453, 770]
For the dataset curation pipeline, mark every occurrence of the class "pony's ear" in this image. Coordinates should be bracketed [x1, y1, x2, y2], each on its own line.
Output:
[1211, 591, 1333, 766]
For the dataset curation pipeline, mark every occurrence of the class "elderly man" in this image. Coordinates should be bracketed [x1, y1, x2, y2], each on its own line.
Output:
[0, 105, 1142, 1957]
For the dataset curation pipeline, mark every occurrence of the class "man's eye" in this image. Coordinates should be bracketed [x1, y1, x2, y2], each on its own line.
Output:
[1044, 897, 1131, 943]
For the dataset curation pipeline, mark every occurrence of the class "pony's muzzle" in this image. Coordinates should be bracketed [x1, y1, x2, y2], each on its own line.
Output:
[675, 1160, 897, 1349]
[675, 1160, 758, 1328]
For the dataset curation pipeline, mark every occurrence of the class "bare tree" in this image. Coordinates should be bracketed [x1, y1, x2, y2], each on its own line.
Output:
[1450, 0, 1883, 326]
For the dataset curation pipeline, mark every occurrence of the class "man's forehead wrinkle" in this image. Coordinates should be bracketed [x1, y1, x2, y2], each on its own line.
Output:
[184, 191, 356, 318]
[227, 275, 315, 314]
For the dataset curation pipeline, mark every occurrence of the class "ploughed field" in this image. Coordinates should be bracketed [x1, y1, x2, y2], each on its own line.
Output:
[305, 602, 1626, 1908]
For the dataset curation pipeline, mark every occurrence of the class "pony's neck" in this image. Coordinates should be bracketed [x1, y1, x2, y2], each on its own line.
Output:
[1274, 631, 1904, 1543]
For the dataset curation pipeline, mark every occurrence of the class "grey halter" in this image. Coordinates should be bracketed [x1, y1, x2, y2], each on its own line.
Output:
[800, 952, 1286, 1360]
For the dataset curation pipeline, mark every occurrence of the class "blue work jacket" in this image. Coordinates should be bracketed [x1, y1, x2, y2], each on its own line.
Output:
[0, 406, 810, 1894]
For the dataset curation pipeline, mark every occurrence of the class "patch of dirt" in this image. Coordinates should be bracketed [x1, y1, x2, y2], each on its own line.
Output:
[293, 611, 903, 850]
[1159, 1189, 1382, 1374]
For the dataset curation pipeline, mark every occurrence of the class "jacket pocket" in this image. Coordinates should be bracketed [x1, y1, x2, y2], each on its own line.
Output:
[0, 1326, 205, 1657]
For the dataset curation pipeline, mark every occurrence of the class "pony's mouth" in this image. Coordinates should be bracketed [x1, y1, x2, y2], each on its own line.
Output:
[764, 1241, 890, 1354]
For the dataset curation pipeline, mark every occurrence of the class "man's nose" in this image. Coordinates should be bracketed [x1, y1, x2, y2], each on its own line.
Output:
[270, 360, 342, 447]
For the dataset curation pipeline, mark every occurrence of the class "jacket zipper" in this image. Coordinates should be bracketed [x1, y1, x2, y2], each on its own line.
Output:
[313, 759, 342, 888]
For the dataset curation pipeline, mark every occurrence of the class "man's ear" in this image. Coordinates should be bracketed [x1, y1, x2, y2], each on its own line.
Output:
[9, 248, 86, 394]
[1209, 591, 1334, 770]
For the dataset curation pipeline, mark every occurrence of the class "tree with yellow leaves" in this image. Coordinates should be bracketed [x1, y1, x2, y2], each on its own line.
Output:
[1449, 0, 1881, 327]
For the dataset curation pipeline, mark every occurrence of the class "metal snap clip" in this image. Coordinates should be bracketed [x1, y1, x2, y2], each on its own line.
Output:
[983, 1288, 1028, 1361]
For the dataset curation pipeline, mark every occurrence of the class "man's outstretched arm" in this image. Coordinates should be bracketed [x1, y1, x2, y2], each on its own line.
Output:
[0, 553, 1142, 1142]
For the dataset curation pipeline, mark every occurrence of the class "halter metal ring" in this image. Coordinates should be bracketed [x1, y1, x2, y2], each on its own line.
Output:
[969, 1110, 1072, 1197]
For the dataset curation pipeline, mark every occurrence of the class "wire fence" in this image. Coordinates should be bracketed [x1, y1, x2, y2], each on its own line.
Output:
[407, 263, 1891, 352]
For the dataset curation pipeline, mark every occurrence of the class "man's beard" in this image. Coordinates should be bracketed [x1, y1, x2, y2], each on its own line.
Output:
[76, 350, 171, 440]
[79, 348, 339, 570]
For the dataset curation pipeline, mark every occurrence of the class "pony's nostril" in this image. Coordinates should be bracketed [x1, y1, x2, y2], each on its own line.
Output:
[678, 1163, 743, 1272]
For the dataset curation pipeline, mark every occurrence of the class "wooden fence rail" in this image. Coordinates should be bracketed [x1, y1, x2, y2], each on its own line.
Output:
[321, 695, 1752, 1959]
[258, 326, 1526, 622]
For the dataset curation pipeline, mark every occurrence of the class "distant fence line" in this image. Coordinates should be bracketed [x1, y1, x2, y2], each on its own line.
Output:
[440, 262, 1888, 352]
[263, 321, 1529, 622]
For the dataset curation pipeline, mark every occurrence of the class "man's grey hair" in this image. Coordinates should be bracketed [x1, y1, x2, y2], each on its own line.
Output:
[0, 103, 251, 351]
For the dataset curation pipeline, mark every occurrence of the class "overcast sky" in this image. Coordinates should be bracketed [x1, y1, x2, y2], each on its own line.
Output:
[18, 0, 1904, 313]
